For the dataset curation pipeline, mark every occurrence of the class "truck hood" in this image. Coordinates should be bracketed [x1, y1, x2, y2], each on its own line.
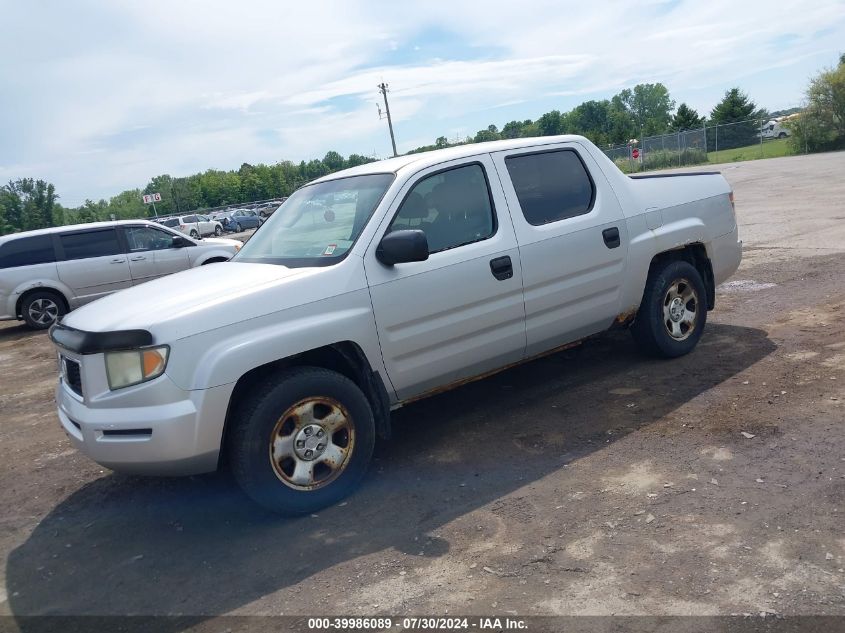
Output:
[60, 261, 355, 340]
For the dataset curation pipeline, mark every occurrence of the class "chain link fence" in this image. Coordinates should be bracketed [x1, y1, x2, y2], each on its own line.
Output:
[602, 118, 785, 173]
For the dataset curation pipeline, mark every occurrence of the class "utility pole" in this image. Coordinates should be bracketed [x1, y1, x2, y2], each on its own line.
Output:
[377, 82, 398, 157]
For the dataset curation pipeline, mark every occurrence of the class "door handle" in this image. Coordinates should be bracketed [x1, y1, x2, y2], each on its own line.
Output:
[110, 258, 126, 264]
[602, 227, 621, 249]
[489, 256, 513, 281]
[129, 255, 146, 261]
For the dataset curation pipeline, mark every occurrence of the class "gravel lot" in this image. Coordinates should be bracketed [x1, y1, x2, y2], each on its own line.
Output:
[1, 152, 844, 624]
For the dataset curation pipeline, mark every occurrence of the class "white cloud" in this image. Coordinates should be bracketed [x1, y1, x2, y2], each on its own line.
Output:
[1, 0, 843, 205]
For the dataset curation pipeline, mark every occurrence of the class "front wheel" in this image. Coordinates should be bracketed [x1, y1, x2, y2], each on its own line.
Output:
[22, 291, 66, 330]
[228, 367, 375, 514]
[234, 223, 242, 232]
[631, 260, 707, 358]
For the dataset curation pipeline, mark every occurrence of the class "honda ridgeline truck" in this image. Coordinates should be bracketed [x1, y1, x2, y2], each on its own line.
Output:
[49, 135, 742, 514]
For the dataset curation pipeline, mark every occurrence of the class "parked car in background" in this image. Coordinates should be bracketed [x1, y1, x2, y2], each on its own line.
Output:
[157, 214, 223, 238]
[216, 209, 263, 233]
[48, 134, 742, 514]
[0, 220, 241, 329]
[259, 199, 287, 218]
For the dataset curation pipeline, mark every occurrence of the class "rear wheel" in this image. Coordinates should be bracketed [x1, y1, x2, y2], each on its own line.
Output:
[214, 225, 223, 236]
[190, 229, 200, 238]
[228, 367, 375, 514]
[21, 291, 66, 330]
[631, 260, 707, 358]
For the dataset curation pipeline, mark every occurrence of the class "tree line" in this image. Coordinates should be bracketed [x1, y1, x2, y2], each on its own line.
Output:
[2, 54, 843, 237]
[0, 151, 375, 236]
[410, 83, 766, 154]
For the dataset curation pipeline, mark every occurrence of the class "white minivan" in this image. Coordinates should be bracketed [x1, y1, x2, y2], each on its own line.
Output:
[0, 220, 241, 329]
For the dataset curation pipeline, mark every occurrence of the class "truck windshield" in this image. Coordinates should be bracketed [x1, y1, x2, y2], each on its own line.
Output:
[234, 173, 394, 267]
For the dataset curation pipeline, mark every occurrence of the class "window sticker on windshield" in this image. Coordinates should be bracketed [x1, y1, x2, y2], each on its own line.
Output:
[323, 244, 337, 256]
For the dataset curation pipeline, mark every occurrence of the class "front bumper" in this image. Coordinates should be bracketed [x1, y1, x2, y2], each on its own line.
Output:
[55, 361, 234, 476]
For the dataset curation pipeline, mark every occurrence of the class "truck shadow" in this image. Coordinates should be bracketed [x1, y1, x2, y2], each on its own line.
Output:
[6, 323, 774, 627]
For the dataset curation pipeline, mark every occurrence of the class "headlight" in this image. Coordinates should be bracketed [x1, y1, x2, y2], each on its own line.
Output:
[234, 243, 242, 252]
[105, 345, 169, 390]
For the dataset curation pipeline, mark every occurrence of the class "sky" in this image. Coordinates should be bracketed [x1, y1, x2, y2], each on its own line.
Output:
[1, 0, 844, 207]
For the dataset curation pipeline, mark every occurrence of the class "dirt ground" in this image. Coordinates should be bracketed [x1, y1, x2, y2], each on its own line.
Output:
[1, 152, 844, 626]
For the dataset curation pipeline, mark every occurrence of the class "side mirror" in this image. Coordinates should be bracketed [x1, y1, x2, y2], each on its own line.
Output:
[376, 229, 429, 266]
[171, 235, 190, 248]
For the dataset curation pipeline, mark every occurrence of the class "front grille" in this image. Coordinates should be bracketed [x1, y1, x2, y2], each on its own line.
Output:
[64, 358, 83, 396]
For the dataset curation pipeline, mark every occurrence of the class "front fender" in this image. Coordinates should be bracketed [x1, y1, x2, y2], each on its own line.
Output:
[164, 288, 389, 393]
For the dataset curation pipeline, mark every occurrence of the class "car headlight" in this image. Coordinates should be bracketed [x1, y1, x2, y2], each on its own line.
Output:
[234, 243, 242, 252]
[105, 345, 169, 390]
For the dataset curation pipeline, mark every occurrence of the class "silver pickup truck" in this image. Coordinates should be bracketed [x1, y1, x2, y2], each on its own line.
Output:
[49, 135, 742, 514]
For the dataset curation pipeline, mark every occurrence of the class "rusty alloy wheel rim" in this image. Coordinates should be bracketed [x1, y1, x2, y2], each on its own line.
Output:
[662, 278, 698, 341]
[268, 397, 355, 491]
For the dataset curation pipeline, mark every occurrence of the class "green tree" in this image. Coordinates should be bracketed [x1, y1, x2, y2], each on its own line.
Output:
[2, 179, 58, 232]
[500, 121, 525, 139]
[536, 110, 563, 136]
[107, 189, 147, 219]
[566, 100, 613, 145]
[346, 154, 372, 168]
[72, 199, 107, 224]
[618, 83, 675, 136]
[670, 103, 705, 131]
[789, 55, 845, 152]
[710, 88, 764, 149]
[473, 124, 500, 143]
[322, 151, 345, 172]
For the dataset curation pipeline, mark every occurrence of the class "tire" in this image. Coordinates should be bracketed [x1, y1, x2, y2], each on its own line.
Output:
[228, 367, 375, 515]
[214, 225, 223, 236]
[190, 229, 200, 239]
[21, 290, 66, 330]
[777, 132, 787, 139]
[235, 223, 242, 233]
[631, 259, 707, 358]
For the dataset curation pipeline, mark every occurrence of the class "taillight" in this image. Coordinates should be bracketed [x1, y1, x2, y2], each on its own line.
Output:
[728, 191, 735, 212]
[179, 224, 185, 229]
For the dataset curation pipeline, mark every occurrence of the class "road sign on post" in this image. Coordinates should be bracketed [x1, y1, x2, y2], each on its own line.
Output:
[632, 148, 640, 160]
[142, 192, 162, 217]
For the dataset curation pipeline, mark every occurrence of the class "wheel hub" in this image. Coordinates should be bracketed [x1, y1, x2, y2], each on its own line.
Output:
[293, 424, 328, 461]
[668, 297, 685, 322]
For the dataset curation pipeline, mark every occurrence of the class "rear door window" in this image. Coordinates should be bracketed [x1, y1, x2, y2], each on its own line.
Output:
[505, 149, 595, 225]
[0, 235, 56, 269]
[59, 229, 122, 260]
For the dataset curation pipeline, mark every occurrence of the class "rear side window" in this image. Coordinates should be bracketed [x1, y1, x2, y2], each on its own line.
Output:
[183, 215, 198, 223]
[505, 149, 595, 225]
[0, 235, 56, 269]
[389, 163, 495, 254]
[59, 229, 122, 260]
[159, 218, 178, 227]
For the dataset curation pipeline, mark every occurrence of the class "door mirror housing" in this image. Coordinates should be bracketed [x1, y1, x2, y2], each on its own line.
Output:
[171, 235, 191, 248]
[376, 230, 429, 266]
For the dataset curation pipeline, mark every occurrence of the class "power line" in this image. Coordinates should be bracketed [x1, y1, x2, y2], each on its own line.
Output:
[377, 82, 398, 157]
